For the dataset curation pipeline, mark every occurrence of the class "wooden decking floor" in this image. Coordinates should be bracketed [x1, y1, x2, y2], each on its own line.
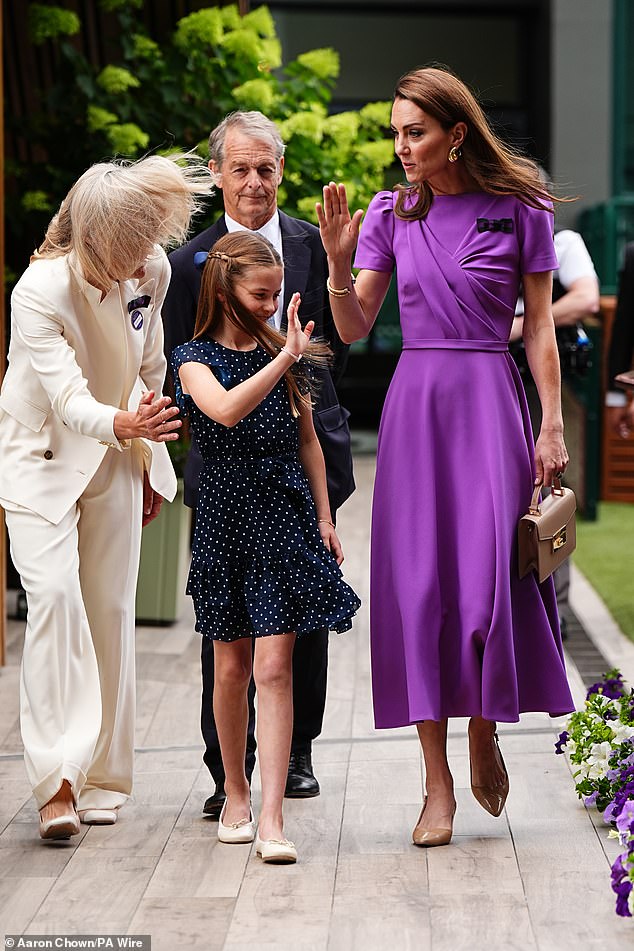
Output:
[1, 457, 631, 949]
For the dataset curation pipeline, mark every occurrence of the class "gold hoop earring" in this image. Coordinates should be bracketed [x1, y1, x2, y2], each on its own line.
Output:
[448, 146, 460, 163]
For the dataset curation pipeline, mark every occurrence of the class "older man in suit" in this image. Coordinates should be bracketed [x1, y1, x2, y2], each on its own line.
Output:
[163, 111, 354, 816]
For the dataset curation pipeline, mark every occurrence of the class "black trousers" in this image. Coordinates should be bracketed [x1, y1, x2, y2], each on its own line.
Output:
[201, 628, 329, 785]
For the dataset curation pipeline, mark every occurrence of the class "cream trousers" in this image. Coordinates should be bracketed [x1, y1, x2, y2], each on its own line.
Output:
[4, 445, 143, 810]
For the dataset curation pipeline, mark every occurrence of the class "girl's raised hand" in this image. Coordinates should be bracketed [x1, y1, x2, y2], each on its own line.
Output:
[315, 182, 364, 261]
[285, 292, 315, 358]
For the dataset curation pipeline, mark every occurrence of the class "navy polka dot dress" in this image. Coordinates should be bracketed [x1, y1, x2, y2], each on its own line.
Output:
[171, 338, 360, 642]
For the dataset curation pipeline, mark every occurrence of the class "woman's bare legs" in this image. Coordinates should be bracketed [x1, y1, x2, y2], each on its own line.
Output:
[213, 638, 253, 824]
[253, 632, 296, 841]
[468, 716, 507, 788]
[415, 720, 456, 830]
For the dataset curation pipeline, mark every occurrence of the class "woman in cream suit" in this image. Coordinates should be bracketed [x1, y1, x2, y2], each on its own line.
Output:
[0, 155, 212, 839]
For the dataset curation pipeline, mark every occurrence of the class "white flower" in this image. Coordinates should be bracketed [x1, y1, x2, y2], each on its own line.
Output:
[611, 723, 634, 743]
[585, 742, 613, 780]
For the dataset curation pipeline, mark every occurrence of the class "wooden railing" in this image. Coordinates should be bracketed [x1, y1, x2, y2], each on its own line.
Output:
[600, 295, 634, 502]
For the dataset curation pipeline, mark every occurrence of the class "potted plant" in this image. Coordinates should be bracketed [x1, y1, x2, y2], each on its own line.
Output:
[135, 434, 192, 624]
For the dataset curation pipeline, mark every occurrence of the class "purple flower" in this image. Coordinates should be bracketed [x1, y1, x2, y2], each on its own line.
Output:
[610, 853, 633, 917]
[616, 801, 634, 835]
[584, 791, 599, 807]
[554, 731, 569, 754]
[587, 673, 626, 702]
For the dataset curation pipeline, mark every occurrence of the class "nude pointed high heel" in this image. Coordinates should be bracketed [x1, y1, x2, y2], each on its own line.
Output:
[470, 732, 510, 817]
[412, 796, 455, 848]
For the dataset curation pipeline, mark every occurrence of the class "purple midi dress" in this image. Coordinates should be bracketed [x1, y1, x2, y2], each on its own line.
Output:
[354, 190, 575, 729]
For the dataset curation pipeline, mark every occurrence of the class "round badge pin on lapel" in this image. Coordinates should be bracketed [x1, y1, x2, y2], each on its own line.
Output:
[130, 310, 143, 330]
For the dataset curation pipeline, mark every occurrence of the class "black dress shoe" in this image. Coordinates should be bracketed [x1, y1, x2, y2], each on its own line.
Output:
[285, 749, 320, 798]
[202, 781, 226, 819]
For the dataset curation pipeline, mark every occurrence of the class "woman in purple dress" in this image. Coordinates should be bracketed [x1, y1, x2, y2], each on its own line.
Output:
[316, 66, 575, 847]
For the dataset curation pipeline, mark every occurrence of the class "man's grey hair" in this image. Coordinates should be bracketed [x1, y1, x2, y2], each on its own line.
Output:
[208, 111, 286, 167]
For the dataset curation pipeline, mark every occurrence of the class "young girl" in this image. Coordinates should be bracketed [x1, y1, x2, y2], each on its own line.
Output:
[171, 231, 360, 864]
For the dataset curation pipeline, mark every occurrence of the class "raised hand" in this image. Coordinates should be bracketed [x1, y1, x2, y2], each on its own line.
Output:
[315, 182, 364, 262]
[285, 292, 315, 359]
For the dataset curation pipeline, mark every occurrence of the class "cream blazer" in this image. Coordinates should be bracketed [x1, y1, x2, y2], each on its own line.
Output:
[0, 246, 177, 524]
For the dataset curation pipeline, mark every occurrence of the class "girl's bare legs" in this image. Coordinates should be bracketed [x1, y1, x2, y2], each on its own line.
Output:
[468, 716, 507, 788]
[415, 720, 456, 830]
[253, 632, 296, 841]
[213, 638, 253, 824]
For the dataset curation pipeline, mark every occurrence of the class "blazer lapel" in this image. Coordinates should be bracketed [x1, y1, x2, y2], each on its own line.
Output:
[125, 274, 157, 395]
[280, 213, 311, 331]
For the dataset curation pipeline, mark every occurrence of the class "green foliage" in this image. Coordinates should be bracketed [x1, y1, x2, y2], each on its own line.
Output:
[29, 4, 80, 44]
[21, 190, 53, 213]
[9, 3, 392, 285]
[97, 65, 140, 94]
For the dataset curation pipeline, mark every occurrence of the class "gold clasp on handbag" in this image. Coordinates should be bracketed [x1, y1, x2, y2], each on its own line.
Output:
[552, 527, 567, 552]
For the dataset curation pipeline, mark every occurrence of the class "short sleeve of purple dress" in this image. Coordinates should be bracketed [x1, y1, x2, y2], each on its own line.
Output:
[354, 189, 574, 728]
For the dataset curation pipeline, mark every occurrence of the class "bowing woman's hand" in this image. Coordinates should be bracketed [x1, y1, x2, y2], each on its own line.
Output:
[114, 390, 181, 443]
[316, 182, 364, 263]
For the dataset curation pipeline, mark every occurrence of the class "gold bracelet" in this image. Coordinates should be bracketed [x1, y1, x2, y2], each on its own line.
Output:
[317, 518, 335, 528]
[326, 275, 356, 297]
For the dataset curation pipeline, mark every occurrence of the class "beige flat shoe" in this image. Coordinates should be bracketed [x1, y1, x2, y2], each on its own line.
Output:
[412, 796, 455, 848]
[39, 812, 80, 840]
[255, 832, 297, 864]
[78, 808, 118, 825]
[218, 802, 255, 843]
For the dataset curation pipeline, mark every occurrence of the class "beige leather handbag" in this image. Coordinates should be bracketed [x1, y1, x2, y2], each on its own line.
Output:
[518, 477, 577, 583]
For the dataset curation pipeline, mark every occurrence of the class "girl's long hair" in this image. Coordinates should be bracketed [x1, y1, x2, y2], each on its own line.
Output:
[35, 153, 213, 290]
[194, 231, 331, 417]
[393, 66, 565, 221]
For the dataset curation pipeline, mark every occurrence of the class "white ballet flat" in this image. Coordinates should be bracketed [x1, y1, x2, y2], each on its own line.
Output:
[217, 802, 255, 843]
[78, 808, 118, 825]
[39, 812, 80, 840]
[255, 832, 297, 864]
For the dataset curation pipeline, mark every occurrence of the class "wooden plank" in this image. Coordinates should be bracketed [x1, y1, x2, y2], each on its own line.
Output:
[429, 895, 536, 951]
[0, 877, 56, 936]
[129, 897, 235, 951]
[27, 851, 158, 933]
[505, 748, 631, 947]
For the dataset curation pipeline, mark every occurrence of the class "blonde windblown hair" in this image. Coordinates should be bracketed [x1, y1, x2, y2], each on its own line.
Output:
[35, 153, 214, 290]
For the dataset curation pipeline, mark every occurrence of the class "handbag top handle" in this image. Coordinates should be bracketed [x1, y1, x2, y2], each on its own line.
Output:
[528, 476, 564, 516]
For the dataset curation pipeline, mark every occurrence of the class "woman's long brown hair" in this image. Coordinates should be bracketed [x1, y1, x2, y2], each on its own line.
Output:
[194, 231, 331, 417]
[393, 65, 569, 221]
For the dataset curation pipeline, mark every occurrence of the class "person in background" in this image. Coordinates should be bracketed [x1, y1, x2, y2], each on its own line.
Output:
[510, 223, 600, 637]
[606, 241, 634, 436]
[0, 154, 212, 840]
[162, 111, 354, 818]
